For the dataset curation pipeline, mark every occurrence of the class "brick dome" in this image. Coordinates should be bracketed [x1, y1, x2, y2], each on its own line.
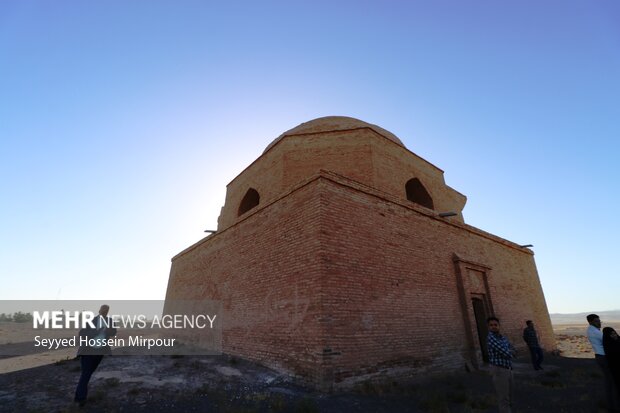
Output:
[263, 116, 405, 153]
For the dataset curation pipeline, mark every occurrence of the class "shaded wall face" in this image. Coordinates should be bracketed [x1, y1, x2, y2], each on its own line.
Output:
[167, 174, 553, 387]
[316, 179, 553, 383]
[166, 183, 327, 383]
[218, 128, 467, 231]
[318, 182, 468, 382]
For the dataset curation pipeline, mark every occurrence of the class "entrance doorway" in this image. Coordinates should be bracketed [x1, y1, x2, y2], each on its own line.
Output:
[471, 297, 489, 362]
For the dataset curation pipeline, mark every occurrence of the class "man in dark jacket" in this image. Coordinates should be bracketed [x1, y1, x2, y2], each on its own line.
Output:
[523, 320, 544, 370]
[74, 304, 117, 405]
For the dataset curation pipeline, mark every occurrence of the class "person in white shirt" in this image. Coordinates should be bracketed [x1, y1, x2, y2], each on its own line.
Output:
[587, 313, 619, 412]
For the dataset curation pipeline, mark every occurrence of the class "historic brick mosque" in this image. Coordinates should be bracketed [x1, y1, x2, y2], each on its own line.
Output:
[164, 116, 554, 388]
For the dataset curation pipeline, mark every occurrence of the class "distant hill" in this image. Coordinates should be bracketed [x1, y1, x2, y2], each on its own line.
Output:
[550, 309, 620, 325]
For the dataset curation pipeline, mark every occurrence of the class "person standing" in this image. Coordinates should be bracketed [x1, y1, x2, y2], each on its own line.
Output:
[522, 320, 544, 370]
[74, 304, 117, 406]
[487, 316, 514, 413]
[587, 314, 619, 412]
[603, 327, 620, 406]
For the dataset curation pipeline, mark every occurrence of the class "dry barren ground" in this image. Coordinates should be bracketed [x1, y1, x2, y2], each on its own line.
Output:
[553, 323, 620, 359]
[0, 325, 614, 413]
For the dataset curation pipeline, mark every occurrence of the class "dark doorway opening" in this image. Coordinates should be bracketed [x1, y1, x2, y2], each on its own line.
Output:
[472, 297, 489, 362]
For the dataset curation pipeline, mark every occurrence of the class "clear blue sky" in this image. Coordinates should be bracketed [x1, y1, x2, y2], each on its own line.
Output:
[1, 1, 618, 314]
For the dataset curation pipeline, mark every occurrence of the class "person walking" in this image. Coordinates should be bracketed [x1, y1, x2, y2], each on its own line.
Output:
[487, 316, 515, 413]
[74, 304, 117, 406]
[522, 320, 544, 370]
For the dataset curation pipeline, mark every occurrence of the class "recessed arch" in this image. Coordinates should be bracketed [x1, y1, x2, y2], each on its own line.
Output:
[405, 178, 434, 210]
[238, 188, 260, 216]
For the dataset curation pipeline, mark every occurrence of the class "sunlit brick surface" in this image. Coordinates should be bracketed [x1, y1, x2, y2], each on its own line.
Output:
[164, 117, 554, 388]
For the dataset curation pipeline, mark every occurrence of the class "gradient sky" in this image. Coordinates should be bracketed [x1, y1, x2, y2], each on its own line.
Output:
[1, 1, 618, 314]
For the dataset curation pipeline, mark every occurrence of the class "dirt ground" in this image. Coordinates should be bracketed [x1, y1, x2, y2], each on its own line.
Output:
[553, 323, 620, 359]
[0, 326, 614, 413]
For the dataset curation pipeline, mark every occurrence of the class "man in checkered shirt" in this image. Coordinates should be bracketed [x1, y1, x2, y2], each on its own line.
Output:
[487, 316, 515, 413]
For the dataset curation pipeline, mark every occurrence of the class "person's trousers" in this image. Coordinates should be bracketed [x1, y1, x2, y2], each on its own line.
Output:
[490, 364, 514, 413]
[528, 346, 544, 370]
[75, 355, 104, 402]
[595, 354, 620, 411]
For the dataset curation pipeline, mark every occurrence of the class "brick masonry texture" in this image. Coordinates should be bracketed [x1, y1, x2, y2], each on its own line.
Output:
[164, 116, 555, 389]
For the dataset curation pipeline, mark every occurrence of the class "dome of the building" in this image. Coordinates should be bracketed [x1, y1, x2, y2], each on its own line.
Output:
[263, 116, 405, 153]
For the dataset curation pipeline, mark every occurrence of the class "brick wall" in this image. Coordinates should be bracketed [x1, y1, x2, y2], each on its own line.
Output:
[166, 180, 326, 382]
[315, 174, 554, 385]
[165, 171, 554, 388]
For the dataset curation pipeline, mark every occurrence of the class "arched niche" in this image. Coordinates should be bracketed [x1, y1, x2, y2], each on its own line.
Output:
[405, 178, 434, 210]
[238, 188, 260, 216]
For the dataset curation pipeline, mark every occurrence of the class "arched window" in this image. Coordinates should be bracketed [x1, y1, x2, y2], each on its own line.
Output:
[405, 178, 434, 210]
[238, 188, 260, 216]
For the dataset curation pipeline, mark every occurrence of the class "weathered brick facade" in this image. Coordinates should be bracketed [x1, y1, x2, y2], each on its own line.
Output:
[164, 116, 555, 388]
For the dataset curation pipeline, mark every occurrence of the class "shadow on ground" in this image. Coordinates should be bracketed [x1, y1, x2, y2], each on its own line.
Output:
[0, 353, 609, 412]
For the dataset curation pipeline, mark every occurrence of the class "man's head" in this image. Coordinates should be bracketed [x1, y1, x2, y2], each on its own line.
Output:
[487, 316, 500, 333]
[587, 314, 601, 329]
[526, 320, 533, 327]
[99, 305, 110, 317]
